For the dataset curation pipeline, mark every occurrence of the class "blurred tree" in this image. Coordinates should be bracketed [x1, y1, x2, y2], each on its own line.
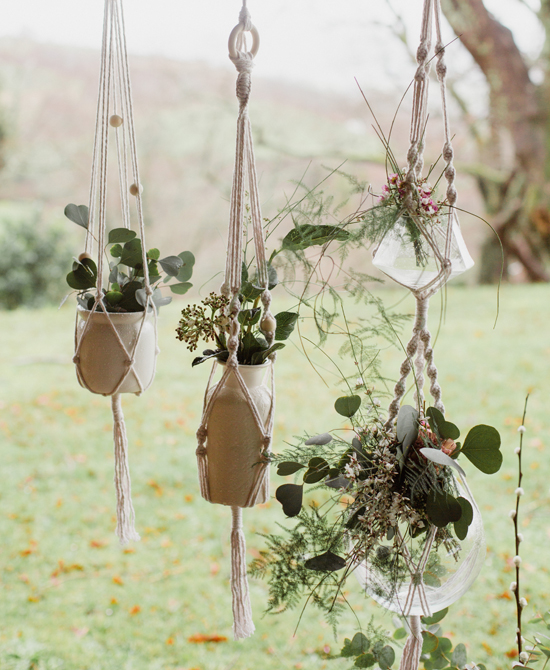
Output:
[441, 0, 550, 282]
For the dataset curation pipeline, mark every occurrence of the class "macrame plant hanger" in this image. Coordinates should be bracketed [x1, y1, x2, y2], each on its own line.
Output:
[73, 0, 158, 545]
[195, 1, 276, 640]
[378, 1, 473, 668]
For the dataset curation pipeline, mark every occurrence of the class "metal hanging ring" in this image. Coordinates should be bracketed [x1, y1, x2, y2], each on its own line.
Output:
[228, 23, 260, 59]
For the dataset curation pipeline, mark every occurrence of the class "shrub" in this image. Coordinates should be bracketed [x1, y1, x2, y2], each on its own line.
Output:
[0, 202, 72, 309]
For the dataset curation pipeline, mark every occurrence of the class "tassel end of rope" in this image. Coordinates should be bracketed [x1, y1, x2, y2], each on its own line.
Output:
[399, 615, 423, 670]
[230, 506, 255, 640]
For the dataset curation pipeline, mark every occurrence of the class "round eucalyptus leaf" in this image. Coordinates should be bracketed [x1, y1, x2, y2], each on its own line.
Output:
[64, 203, 89, 229]
[275, 483, 303, 517]
[304, 433, 333, 446]
[276, 461, 305, 476]
[335, 395, 362, 418]
[108, 227, 136, 244]
[304, 550, 346, 572]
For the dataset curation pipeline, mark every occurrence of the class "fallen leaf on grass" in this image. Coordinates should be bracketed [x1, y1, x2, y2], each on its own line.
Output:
[505, 649, 519, 658]
[188, 634, 228, 644]
[166, 637, 175, 645]
[112, 575, 124, 585]
[185, 494, 194, 502]
[129, 605, 141, 615]
[90, 540, 107, 548]
[123, 547, 135, 554]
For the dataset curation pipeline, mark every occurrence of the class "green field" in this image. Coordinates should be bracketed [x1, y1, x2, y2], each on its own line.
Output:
[1, 284, 550, 670]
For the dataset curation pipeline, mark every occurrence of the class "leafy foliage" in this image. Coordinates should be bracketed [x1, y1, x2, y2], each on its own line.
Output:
[65, 206, 194, 312]
[0, 205, 73, 310]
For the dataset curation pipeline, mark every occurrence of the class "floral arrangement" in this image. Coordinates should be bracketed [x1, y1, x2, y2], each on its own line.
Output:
[365, 166, 447, 269]
[251, 390, 502, 636]
[64, 203, 194, 312]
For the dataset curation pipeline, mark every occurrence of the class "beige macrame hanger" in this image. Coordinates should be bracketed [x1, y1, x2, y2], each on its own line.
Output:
[379, 2, 461, 668]
[195, 1, 276, 641]
[73, 0, 159, 545]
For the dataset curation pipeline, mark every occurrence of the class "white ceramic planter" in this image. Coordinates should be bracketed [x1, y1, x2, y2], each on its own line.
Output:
[206, 363, 272, 507]
[75, 306, 157, 396]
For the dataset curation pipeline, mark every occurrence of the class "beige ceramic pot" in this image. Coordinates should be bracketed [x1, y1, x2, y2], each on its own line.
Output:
[206, 362, 272, 507]
[75, 306, 157, 396]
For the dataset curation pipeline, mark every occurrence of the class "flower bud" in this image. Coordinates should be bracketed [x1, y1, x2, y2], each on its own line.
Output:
[520, 597, 528, 608]
[516, 487, 524, 497]
[518, 426, 526, 434]
[514, 447, 521, 455]
[519, 652, 529, 664]
[510, 581, 517, 592]
[513, 555, 522, 567]
[509, 510, 517, 519]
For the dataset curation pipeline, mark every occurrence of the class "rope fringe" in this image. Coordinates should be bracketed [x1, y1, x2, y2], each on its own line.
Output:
[230, 506, 255, 640]
[111, 393, 140, 545]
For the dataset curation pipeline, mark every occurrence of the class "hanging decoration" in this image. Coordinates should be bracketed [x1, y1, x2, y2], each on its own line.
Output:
[192, 1, 277, 641]
[250, 2, 501, 669]
[63, 0, 194, 545]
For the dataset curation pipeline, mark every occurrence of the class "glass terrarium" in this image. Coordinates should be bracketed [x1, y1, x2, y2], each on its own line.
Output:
[354, 474, 486, 617]
[372, 213, 474, 291]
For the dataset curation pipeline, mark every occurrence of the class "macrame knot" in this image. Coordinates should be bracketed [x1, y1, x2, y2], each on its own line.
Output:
[196, 444, 207, 457]
[238, 5, 252, 31]
[145, 285, 154, 297]
[436, 59, 447, 81]
[196, 427, 207, 444]
[230, 295, 241, 317]
[231, 51, 254, 76]
[73, 354, 80, 364]
[416, 43, 429, 64]
[235, 71, 252, 109]
[442, 143, 454, 163]
[447, 185, 458, 205]
[414, 67, 427, 84]
[261, 435, 271, 450]
[444, 165, 456, 182]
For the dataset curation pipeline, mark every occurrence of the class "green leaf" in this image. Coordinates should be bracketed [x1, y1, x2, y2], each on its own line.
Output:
[397, 405, 419, 451]
[423, 572, 442, 587]
[393, 628, 407, 640]
[267, 264, 278, 290]
[105, 290, 124, 305]
[461, 425, 502, 474]
[108, 228, 136, 244]
[64, 203, 89, 229]
[66, 258, 97, 291]
[148, 248, 160, 260]
[303, 457, 330, 483]
[304, 433, 332, 445]
[282, 223, 350, 251]
[454, 497, 474, 541]
[170, 282, 192, 295]
[437, 637, 453, 655]
[355, 653, 376, 668]
[110, 244, 123, 258]
[426, 407, 460, 440]
[304, 550, 346, 572]
[277, 461, 305, 476]
[239, 308, 262, 327]
[422, 632, 439, 654]
[119, 281, 145, 312]
[159, 255, 184, 277]
[240, 281, 264, 302]
[176, 251, 195, 282]
[426, 490, 462, 528]
[422, 609, 448, 625]
[335, 395, 362, 418]
[274, 312, 299, 341]
[377, 645, 396, 669]
[250, 342, 285, 365]
[349, 633, 370, 656]
[451, 643, 467, 669]
[241, 261, 249, 284]
[275, 483, 303, 517]
[120, 238, 144, 268]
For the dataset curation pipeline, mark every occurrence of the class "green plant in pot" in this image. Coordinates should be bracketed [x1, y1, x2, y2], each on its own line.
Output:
[65, 202, 195, 396]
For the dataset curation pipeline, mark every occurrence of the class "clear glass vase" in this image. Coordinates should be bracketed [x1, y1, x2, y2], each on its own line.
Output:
[372, 214, 474, 291]
[354, 474, 485, 617]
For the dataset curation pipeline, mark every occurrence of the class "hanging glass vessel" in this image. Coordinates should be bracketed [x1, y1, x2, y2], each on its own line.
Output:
[372, 213, 474, 291]
[354, 473, 485, 617]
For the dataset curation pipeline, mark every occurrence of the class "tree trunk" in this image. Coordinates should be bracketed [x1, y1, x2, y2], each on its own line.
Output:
[441, 0, 550, 282]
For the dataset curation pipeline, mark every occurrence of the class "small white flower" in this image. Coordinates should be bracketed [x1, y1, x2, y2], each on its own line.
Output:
[372, 398, 381, 407]
[509, 510, 517, 519]
[355, 378, 364, 388]
[520, 597, 528, 607]
[513, 555, 522, 567]
[518, 426, 526, 434]
[516, 487, 524, 497]
[510, 581, 517, 592]
[515, 447, 521, 455]
[517, 533, 524, 542]
[519, 652, 530, 664]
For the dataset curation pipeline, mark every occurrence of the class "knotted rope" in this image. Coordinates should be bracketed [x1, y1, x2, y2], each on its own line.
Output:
[74, 0, 159, 545]
[195, 2, 275, 640]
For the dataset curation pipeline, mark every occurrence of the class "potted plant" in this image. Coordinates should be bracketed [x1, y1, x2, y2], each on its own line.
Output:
[65, 203, 194, 396]
[176, 260, 299, 507]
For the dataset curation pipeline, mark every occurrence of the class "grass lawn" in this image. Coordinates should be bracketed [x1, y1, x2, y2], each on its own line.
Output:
[1, 283, 549, 670]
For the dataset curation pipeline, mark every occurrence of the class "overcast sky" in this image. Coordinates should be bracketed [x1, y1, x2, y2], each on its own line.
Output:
[1, 0, 544, 94]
